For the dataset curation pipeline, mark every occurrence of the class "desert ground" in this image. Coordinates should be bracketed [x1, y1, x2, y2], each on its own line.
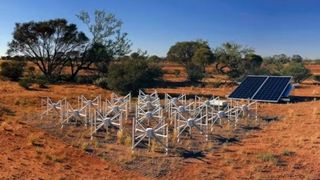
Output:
[0, 64, 320, 179]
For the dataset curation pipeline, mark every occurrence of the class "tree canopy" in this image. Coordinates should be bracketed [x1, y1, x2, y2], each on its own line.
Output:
[281, 62, 311, 83]
[214, 42, 257, 79]
[7, 19, 89, 80]
[167, 40, 214, 66]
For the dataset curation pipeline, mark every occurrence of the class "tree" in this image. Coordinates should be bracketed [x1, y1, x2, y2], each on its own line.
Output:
[7, 19, 89, 80]
[313, 75, 320, 83]
[186, 64, 205, 82]
[148, 55, 162, 62]
[281, 62, 311, 83]
[69, 42, 112, 78]
[214, 42, 255, 79]
[192, 47, 214, 71]
[167, 40, 213, 82]
[106, 57, 162, 95]
[167, 40, 213, 66]
[291, 54, 303, 63]
[273, 54, 290, 64]
[76, 10, 132, 76]
[246, 54, 263, 68]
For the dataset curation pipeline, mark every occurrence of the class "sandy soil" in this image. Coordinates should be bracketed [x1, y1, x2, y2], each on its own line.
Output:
[306, 64, 320, 75]
[0, 81, 145, 179]
[0, 79, 320, 179]
[0, 63, 320, 179]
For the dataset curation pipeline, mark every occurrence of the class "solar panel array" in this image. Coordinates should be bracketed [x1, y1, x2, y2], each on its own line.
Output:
[228, 75, 292, 102]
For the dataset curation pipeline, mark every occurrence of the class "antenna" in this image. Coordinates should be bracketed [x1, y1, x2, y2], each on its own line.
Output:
[174, 101, 208, 142]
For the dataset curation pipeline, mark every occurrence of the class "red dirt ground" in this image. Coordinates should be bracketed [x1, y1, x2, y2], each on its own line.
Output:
[1, 63, 320, 179]
[306, 64, 320, 75]
[0, 81, 146, 179]
[1, 79, 320, 179]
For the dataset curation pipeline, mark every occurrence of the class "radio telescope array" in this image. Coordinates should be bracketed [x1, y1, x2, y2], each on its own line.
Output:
[39, 75, 295, 155]
[41, 92, 258, 155]
[40, 91, 260, 155]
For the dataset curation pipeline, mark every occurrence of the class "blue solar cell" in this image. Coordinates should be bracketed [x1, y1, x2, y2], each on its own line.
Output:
[228, 76, 267, 99]
[281, 84, 293, 97]
[252, 76, 291, 102]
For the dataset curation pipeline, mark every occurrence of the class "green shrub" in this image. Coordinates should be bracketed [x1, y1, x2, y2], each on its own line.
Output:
[18, 79, 31, 89]
[35, 77, 48, 88]
[313, 75, 320, 82]
[174, 69, 180, 77]
[257, 152, 279, 165]
[212, 80, 222, 88]
[94, 77, 109, 89]
[281, 62, 311, 83]
[26, 66, 36, 79]
[106, 59, 163, 95]
[76, 75, 98, 84]
[282, 149, 294, 156]
[186, 64, 204, 82]
[0, 61, 25, 81]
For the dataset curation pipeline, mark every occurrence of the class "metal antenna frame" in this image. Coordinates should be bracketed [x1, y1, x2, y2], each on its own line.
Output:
[61, 95, 101, 128]
[135, 104, 163, 126]
[90, 94, 130, 139]
[41, 97, 66, 122]
[90, 105, 123, 139]
[234, 100, 258, 121]
[132, 90, 168, 154]
[174, 101, 208, 142]
[110, 92, 131, 118]
[132, 117, 168, 155]
[164, 93, 187, 120]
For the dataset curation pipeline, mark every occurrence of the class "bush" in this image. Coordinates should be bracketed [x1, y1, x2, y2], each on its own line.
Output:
[0, 61, 25, 81]
[174, 69, 180, 77]
[313, 75, 320, 82]
[186, 64, 204, 82]
[282, 149, 294, 156]
[35, 76, 49, 88]
[26, 66, 36, 79]
[76, 75, 98, 84]
[281, 62, 311, 83]
[106, 59, 163, 95]
[18, 79, 31, 89]
[257, 152, 279, 165]
[94, 77, 109, 89]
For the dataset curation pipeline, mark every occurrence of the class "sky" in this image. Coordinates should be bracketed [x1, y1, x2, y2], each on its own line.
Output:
[1, 0, 320, 58]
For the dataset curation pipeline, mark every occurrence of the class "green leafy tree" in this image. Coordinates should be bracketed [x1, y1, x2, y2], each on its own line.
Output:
[7, 19, 89, 80]
[148, 55, 162, 62]
[246, 54, 263, 69]
[167, 40, 213, 66]
[106, 56, 162, 95]
[186, 64, 205, 82]
[77, 10, 132, 76]
[192, 47, 214, 71]
[261, 56, 285, 75]
[214, 42, 255, 79]
[291, 54, 303, 63]
[273, 54, 290, 64]
[167, 40, 213, 82]
[313, 75, 320, 83]
[281, 62, 311, 83]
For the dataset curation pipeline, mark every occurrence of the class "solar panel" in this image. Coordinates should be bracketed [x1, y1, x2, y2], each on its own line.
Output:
[281, 84, 293, 97]
[228, 75, 292, 102]
[252, 76, 291, 102]
[228, 76, 267, 99]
